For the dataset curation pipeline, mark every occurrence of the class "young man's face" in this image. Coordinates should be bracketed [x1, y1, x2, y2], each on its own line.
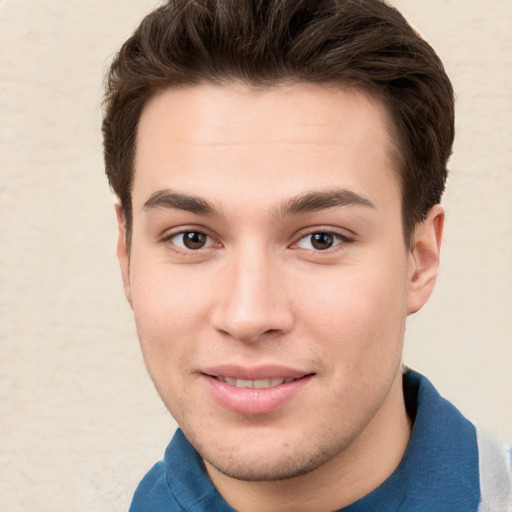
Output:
[117, 84, 441, 483]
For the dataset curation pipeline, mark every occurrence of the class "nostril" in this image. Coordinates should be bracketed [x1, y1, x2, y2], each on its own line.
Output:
[212, 319, 288, 343]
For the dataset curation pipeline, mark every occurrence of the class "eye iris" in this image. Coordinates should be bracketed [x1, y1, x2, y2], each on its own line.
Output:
[183, 232, 207, 249]
[311, 233, 334, 250]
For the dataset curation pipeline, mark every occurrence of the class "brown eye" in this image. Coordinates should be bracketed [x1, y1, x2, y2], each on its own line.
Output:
[296, 231, 348, 251]
[183, 232, 207, 249]
[170, 231, 212, 250]
[310, 233, 335, 250]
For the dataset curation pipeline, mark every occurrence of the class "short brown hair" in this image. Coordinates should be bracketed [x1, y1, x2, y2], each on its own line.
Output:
[102, 0, 454, 246]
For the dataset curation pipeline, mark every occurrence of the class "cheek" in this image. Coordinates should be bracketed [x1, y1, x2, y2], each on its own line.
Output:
[130, 250, 209, 322]
[128, 265, 205, 419]
[297, 261, 408, 360]
[128, 256, 211, 372]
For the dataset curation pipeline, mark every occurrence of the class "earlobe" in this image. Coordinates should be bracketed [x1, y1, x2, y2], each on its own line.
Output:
[115, 201, 133, 307]
[406, 204, 444, 315]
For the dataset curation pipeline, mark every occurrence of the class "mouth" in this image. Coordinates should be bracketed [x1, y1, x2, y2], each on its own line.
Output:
[201, 367, 314, 415]
[213, 376, 299, 389]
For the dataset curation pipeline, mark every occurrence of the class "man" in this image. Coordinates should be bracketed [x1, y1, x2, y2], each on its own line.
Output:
[102, 0, 512, 510]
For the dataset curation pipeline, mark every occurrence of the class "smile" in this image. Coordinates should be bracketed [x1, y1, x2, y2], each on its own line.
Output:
[215, 376, 297, 389]
[202, 368, 313, 415]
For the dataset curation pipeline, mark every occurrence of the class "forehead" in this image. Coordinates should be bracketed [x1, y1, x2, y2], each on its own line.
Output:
[133, 83, 400, 212]
[136, 82, 394, 146]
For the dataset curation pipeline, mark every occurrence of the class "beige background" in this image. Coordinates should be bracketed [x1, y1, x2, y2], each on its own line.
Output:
[0, 0, 510, 510]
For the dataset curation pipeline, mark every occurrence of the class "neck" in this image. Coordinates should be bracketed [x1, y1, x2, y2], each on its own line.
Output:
[205, 371, 411, 512]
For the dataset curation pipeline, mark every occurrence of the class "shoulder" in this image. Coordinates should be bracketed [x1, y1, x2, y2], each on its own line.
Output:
[129, 460, 182, 512]
[128, 429, 235, 512]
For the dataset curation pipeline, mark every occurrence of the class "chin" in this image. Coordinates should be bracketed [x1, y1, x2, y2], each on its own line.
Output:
[204, 451, 328, 482]
[190, 423, 353, 483]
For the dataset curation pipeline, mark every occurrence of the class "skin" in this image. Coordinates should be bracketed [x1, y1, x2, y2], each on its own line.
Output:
[116, 83, 444, 511]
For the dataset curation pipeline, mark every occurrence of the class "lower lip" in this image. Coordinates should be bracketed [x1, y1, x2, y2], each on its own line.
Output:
[203, 375, 312, 415]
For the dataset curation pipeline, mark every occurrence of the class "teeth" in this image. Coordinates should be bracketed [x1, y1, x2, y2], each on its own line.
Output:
[218, 377, 295, 389]
[223, 377, 238, 386]
[253, 378, 284, 389]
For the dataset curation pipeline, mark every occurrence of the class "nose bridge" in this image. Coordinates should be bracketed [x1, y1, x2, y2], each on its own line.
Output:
[212, 243, 292, 342]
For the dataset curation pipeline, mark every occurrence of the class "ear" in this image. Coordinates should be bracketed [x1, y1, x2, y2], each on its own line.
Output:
[406, 204, 444, 315]
[115, 201, 133, 307]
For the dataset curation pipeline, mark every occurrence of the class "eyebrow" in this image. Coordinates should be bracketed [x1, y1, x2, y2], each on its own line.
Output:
[143, 190, 217, 215]
[275, 188, 375, 218]
[143, 187, 375, 218]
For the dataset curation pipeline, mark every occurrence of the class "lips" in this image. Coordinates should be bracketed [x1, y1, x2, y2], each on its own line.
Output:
[201, 365, 313, 415]
[215, 376, 296, 389]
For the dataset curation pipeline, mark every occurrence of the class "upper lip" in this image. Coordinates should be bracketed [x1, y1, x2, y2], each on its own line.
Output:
[201, 364, 312, 380]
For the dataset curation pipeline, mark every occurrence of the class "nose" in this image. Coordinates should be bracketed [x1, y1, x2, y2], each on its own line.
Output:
[210, 248, 294, 343]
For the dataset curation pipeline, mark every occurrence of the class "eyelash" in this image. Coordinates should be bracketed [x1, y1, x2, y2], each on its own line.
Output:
[292, 230, 353, 252]
[162, 226, 353, 256]
[161, 228, 219, 255]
